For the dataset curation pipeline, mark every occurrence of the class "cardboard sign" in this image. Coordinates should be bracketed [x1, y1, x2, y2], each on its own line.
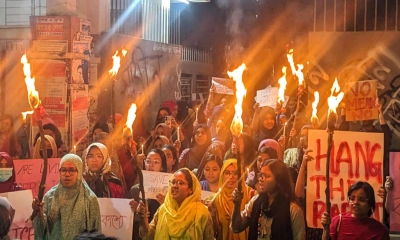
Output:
[142, 171, 172, 200]
[345, 80, 379, 121]
[255, 86, 279, 108]
[98, 198, 133, 239]
[211, 77, 235, 95]
[13, 158, 61, 197]
[0, 190, 34, 239]
[306, 130, 384, 228]
[388, 152, 400, 233]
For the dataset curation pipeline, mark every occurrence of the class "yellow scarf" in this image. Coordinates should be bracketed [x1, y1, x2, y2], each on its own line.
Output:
[214, 159, 252, 240]
[155, 168, 210, 239]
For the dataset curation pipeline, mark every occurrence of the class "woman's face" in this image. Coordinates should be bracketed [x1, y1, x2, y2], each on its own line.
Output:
[348, 188, 371, 218]
[170, 171, 193, 205]
[155, 126, 165, 136]
[60, 161, 78, 188]
[162, 148, 175, 172]
[222, 164, 238, 189]
[87, 147, 104, 172]
[159, 110, 169, 118]
[203, 160, 220, 184]
[93, 128, 103, 140]
[194, 128, 207, 146]
[258, 165, 277, 194]
[0, 157, 10, 168]
[153, 139, 164, 149]
[145, 152, 163, 172]
[263, 113, 275, 130]
[256, 153, 270, 171]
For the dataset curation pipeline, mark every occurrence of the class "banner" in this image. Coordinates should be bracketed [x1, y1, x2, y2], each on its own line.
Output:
[306, 130, 384, 228]
[255, 86, 279, 108]
[98, 198, 133, 239]
[0, 190, 34, 239]
[142, 171, 171, 199]
[345, 80, 378, 121]
[388, 152, 400, 233]
[13, 159, 61, 197]
[211, 77, 235, 95]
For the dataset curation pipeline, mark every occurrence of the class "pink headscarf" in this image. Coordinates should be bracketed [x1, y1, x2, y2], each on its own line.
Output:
[258, 139, 282, 160]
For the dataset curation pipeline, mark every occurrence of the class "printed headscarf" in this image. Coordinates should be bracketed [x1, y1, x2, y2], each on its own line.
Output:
[213, 159, 251, 240]
[155, 168, 210, 239]
[83, 143, 120, 198]
[32, 135, 58, 159]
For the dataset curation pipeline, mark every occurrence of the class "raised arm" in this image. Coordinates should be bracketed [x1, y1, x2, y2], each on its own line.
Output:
[230, 188, 251, 233]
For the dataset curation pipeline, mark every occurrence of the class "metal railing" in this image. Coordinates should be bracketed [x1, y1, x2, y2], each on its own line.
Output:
[0, 0, 46, 26]
[313, 0, 399, 32]
[182, 47, 212, 64]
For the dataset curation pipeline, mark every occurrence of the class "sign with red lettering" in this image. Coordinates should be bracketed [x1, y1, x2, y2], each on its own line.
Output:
[306, 130, 384, 228]
[0, 190, 34, 240]
[13, 159, 61, 197]
[388, 152, 400, 233]
[345, 80, 378, 121]
[98, 198, 133, 239]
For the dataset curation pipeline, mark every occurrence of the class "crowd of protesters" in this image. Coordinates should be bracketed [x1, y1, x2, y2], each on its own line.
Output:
[0, 80, 396, 240]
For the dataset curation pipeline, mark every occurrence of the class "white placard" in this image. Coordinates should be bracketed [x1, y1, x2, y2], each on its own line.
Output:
[98, 198, 133, 239]
[142, 171, 172, 200]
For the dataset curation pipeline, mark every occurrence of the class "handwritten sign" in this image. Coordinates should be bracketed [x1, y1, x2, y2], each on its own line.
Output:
[0, 190, 34, 240]
[306, 130, 383, 228]
[255, 86, 278, 108]
[98, 198, 133, 239]
[212, 77, 235, 95]
[13, 159, 61, 197]
[142, 171, 172, 200]
[345, 80, 378, 121]
[388, 152, 400, 233]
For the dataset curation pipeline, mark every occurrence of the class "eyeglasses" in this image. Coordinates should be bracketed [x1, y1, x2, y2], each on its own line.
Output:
[348, 196, 369, 203]
[223, 170, 238, 177]
[144, 159, 161, 165]
[257, 173, 269, 180]
[60, 168, 78, 175]
[169, 179, 188, 186]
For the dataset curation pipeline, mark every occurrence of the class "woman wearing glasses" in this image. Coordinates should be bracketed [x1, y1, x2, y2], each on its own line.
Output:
[320, 181, 389, 240]
[129, 148, 168, 240]
[32, 154, 101, 240]
[136, 168, 214, 239]
[231, 159, 305, 239]
[83, 142, 125, 198]
[207, 159, 253, 240]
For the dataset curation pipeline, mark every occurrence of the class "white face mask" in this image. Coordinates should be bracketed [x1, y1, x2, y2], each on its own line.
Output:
[0, 168, 13, 182]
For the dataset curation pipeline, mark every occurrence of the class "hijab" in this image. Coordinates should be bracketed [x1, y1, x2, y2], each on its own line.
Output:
[0, 152, 16, 193]
[0, 197, 14, 238]
[155, 168, 210, 239]
[214, 159, 251, 240]
[259, 139, 282, 160]
[45, 154, 101, 239]
[33, 135, 58, 159]
[256, 107, 278, 140]
[83, 143, 121, 198]
[155, 123, 173, 140]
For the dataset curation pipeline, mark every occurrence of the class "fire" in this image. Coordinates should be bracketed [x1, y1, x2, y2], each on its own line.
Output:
[21, 54, 40, 109]
[277, 67, 287, 104]
[327, 78, 344, 114]
[108, 49, 127, 77]
[311, 91, 319, 121]
[124, 103, 137, 135]
[21, 110, 34, 121]
[228, 63, 247, 137]
[286, 49, 305, 86]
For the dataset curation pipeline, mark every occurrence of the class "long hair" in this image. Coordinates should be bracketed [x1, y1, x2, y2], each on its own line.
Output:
[146, 148, 168, 173]
[260, 159, 296, 202]
[161, 144, 179, 172]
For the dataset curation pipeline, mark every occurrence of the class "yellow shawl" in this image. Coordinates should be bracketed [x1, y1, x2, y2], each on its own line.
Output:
[155, 168, 211, 239]
[214, 159, 252, 240]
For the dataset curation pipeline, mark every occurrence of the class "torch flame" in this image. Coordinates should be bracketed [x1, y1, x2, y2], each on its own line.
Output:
[108, 49, 127, 78]
[228, 63, 247, 137]
[21, 54, 40, 110]
[311, 91, 319, 121]
[125, 103, 137, 135]
[327, 78, 344, 114]
[277, 67, 287, 104]
[21, 110, 34, 121]
[286, 49, 305, 86]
